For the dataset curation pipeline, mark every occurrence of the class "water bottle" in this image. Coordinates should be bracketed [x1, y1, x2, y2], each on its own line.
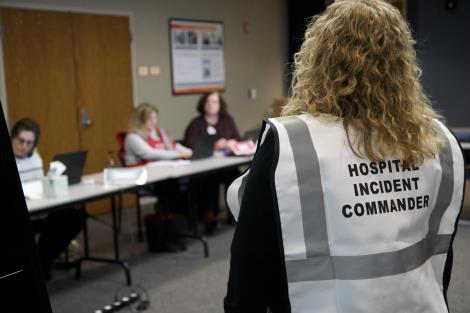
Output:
[107, 149, 116, 168]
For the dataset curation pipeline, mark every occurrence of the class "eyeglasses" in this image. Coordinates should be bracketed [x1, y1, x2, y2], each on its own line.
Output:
[15, 137, 35, 146]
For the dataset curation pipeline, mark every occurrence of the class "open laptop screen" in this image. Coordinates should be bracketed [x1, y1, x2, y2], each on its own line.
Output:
[52, 150, 87, 185]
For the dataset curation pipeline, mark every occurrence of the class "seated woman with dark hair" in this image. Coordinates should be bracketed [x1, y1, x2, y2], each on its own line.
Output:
[183, 92, 240, 151]
[11, 118, 85, 280]
[183, 92, 241, 233]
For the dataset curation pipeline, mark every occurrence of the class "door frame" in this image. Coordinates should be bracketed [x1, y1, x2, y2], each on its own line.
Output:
[0, 2, 138, 125]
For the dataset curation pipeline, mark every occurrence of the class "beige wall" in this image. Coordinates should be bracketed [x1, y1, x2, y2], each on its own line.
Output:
[0, 0, 287, 139]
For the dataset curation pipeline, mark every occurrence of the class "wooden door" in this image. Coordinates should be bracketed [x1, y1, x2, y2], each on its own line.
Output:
[0, 8, 80, 167]
[2, 8, 134, 215]
[71, 13, 134, 174]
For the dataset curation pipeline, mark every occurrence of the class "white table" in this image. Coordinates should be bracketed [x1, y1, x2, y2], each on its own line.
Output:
[26, 156, 252, 285]
[27, 156, 251, 213]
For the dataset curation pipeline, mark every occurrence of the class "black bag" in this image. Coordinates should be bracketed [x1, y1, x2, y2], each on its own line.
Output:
[144, 212, 188, 252]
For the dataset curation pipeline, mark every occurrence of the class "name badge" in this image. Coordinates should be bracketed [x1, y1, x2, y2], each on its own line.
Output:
[207, 125, 217, 135]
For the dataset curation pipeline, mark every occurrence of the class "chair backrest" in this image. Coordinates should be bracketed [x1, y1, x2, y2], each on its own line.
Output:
[243, 128, 261, 142]
[116, 132, 127, 167]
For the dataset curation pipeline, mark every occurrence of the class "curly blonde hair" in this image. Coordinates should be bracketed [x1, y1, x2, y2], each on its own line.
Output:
[282, 0, 443, 166]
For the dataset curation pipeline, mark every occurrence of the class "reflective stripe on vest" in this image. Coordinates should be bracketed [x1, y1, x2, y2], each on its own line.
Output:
[267, 115, 464, 313]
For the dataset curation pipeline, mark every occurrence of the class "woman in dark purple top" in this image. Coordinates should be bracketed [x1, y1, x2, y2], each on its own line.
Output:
[184, 92, 241, 233]
[183, 92, 240, 151]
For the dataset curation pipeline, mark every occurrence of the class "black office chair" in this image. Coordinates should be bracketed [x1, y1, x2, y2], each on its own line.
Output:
[243, 128, 261, 142]
[453, 130, 470, 177]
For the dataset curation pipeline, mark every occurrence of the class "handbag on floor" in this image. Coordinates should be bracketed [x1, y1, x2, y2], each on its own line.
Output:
[144, 212, 188, 252]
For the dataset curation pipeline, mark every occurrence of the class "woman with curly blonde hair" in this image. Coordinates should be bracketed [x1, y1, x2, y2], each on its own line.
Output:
[224, 1, 465, 312]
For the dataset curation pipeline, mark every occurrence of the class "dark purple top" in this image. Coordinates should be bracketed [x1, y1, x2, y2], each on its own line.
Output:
[183, 114, 241, 149]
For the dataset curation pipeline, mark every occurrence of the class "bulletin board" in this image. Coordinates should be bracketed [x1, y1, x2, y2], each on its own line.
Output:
[169, 19, 226, 95]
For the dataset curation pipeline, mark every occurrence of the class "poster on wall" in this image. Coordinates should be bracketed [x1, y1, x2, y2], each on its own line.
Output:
[169, 19, 225, 95]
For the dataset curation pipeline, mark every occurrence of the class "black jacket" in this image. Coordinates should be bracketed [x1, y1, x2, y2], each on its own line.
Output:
[224, 130, 290, 312]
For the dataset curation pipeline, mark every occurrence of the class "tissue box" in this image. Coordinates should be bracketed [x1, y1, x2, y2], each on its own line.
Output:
[42, 175, 69, 198]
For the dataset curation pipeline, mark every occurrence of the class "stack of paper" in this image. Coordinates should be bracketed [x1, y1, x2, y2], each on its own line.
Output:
[146, 160, 191, 168]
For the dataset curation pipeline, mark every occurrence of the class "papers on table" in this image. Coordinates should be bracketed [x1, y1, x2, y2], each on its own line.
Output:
[230, 140, 256, 156]
[146, 160, 191, 168]
[47, 160, 67, 176]
[103, 167, 148, 186]
[22, 180, 44, 200]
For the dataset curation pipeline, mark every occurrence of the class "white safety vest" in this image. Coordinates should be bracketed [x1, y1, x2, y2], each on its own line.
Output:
[227, 114, 465, 313]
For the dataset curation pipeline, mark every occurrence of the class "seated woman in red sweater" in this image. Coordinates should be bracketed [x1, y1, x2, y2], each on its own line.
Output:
[124, 103, 192, 247]
[125, 102, 192, 165]
[183, 92, 241, 233]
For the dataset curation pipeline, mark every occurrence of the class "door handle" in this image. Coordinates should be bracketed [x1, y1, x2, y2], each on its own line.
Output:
[79, 108, 93, 128]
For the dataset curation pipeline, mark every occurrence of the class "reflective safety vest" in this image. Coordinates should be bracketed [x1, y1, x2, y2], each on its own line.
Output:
[227, 114, 465, 313]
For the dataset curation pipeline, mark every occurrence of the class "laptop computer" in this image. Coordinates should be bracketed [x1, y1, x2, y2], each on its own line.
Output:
[191, 135, 216, 160]
[51, 150, 87, 185]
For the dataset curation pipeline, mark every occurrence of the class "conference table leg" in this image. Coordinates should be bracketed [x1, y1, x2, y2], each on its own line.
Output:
[111, 195, 120, 260]
[116, 192, 124, 234]
[185, 178, 209, 258]
[74, 196, 132, 286]
[135, 191, 143, 242]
